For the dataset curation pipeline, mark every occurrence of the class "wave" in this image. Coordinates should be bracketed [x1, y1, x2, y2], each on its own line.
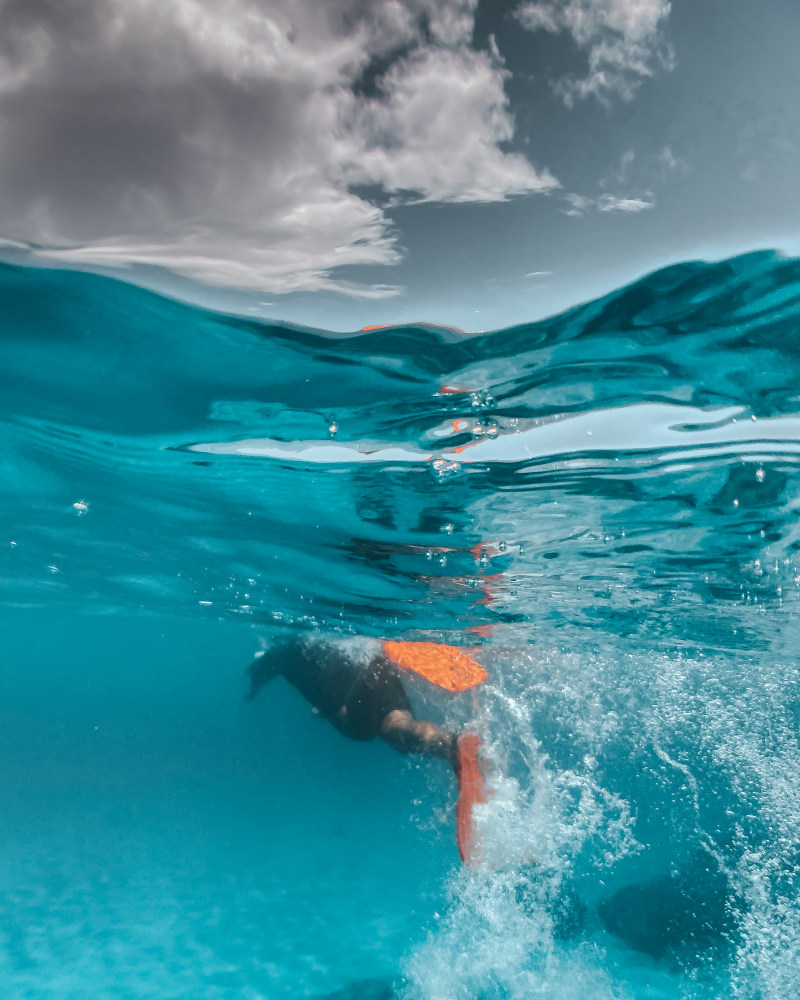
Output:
[3, 251, 800, 643]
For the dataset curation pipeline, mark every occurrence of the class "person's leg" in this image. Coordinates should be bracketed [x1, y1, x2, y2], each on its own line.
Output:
[379, 709, 458, 768]
[341, 655, 459, 767]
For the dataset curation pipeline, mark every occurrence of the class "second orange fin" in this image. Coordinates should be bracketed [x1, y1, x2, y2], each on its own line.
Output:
[456, 732, 486, 864]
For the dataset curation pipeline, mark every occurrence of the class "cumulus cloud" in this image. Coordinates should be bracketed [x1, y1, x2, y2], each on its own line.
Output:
[347, 45, 557, 203]
[0, 0, 555, 296]
[516, 0, 674, 105]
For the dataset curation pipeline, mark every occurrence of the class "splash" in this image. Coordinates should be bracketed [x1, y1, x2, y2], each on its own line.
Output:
[403, 644, 800, 998]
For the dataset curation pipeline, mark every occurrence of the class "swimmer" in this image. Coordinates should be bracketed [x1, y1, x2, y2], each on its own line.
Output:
[246, 634, 490, 862]
[245, 635, 459, 769]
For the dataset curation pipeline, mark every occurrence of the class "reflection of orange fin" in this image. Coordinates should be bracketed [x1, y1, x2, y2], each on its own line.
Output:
[466, 624, 493, 638]
[382, 641, 487, 692]
[456, 732, 486, 864]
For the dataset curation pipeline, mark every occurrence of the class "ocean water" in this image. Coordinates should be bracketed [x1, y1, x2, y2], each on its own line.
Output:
[2, 251, 800, 999]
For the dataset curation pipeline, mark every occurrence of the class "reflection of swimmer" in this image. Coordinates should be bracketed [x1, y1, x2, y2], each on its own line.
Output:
[246, 635, 488, 862]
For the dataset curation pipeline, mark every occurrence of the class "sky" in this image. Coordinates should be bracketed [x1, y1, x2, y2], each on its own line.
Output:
[0, 0, 799, 332]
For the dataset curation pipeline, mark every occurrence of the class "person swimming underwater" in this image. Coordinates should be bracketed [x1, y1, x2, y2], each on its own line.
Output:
[245, 635, 459, 768]
[246, 634, 490, 862]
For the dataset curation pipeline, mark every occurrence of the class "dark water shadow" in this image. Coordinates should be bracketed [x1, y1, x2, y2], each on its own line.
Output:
[311, 976, 396, 1000]
[598, 853, 742, 965]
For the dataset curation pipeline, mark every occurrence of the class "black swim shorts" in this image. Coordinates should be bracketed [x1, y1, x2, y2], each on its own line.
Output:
[337, 657, 412, 741]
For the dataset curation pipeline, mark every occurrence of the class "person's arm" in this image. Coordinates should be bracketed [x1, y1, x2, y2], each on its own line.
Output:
[244, 649, 281, 701]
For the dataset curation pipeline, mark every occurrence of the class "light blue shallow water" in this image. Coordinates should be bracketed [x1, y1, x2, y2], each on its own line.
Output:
[2, 252, 800, 998]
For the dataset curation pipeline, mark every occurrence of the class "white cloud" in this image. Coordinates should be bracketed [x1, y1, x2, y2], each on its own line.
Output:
[563, 145, 670, 216]
[516, 0, 674, 105]
[345, 45, 558, 203]
[0, 0, 555, 297]
[657, 145, 679, 172]
[655, 144, 688, 179]
[563, 193, 592, 216]
[563, 191, 653, 215]
[597, 193, 653, 212]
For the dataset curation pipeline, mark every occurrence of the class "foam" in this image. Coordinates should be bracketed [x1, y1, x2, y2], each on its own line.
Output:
[403, 645, 800, 999]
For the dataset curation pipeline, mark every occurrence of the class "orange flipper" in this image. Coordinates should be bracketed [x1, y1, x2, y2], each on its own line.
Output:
[456, 732, 486, 864]
[382, 641, 487, 693]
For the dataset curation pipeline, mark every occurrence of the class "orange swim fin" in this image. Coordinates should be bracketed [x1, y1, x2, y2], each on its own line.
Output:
[456, 732, 486, 864]
[382, 641, 487, 693]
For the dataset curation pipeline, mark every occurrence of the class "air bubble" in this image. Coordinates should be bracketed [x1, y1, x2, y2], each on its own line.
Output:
[430, 459, 462, 482]
[756, 468, 765, 483]
[328, 421, 338, 437]
[441, 523, 454, 534]
[72, 500, 89, 515]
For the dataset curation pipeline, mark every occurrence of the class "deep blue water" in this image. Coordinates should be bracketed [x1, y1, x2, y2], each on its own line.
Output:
[2, 252, 800, 998]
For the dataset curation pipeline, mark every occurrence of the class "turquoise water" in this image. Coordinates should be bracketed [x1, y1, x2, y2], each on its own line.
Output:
[2, 252, 800, 998]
